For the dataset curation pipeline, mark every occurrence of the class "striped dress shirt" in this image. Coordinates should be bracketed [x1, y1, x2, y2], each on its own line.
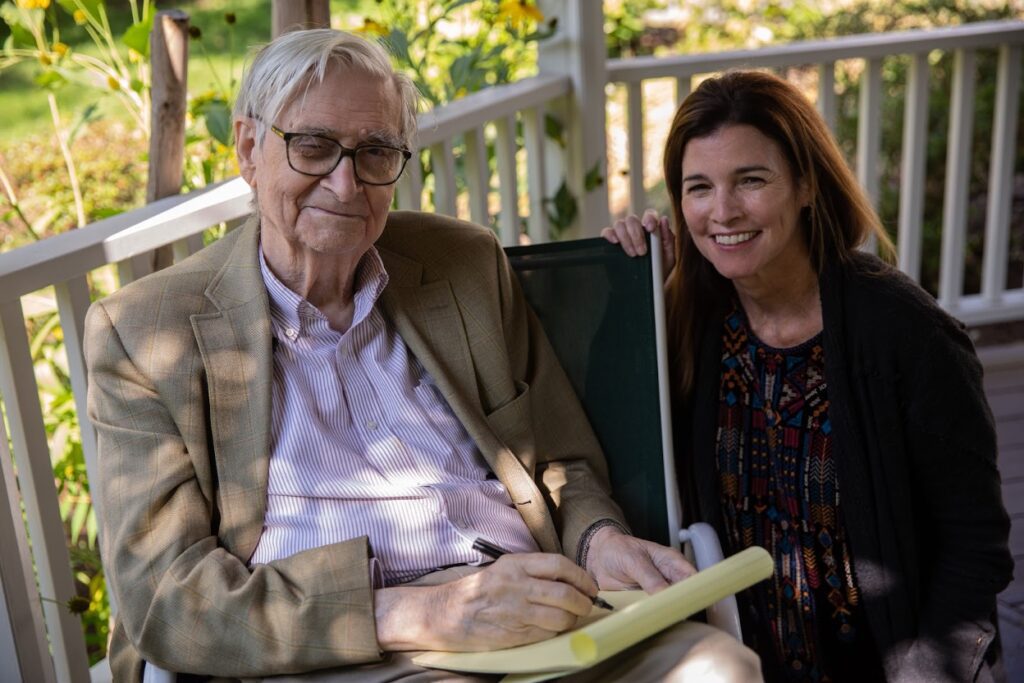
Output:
[249, 246, 539, 584]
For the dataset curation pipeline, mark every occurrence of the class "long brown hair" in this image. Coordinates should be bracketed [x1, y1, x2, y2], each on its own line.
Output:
[663, 70, 894, 400]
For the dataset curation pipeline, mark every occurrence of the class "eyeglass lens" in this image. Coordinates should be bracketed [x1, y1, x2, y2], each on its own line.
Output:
[287, 135, 405, 184]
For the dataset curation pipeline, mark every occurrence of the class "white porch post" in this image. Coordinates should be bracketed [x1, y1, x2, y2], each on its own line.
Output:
[537, 0, 610, 238]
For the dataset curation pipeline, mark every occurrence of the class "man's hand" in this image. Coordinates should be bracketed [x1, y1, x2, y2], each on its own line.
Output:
[374, 553, 598, 652]
[585, 525, 695, 593]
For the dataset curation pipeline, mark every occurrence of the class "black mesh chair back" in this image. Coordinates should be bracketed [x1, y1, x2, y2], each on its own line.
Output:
[505, 237, 681, 547]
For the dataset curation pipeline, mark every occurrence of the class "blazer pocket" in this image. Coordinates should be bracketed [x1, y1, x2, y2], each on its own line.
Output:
[485, 381, 533, 458]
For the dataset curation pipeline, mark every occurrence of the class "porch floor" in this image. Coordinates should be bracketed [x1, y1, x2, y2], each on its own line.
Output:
[984, 343, 1024, 680]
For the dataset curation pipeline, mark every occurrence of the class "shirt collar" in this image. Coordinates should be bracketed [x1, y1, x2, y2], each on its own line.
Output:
[258, 244, 390, 340]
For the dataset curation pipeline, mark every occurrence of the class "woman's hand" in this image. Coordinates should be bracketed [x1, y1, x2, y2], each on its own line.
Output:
[600, 209, 676, 280]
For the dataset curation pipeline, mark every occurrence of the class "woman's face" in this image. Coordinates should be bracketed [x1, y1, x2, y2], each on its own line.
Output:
[680, 124, 810, 289]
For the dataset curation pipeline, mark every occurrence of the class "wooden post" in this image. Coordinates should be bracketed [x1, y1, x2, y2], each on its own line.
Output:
[272, 0, 331, 38]
[536, 0, 610, 238]
[147, 9, 189, 272]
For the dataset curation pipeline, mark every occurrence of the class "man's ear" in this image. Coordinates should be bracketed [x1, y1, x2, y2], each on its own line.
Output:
[234, 117, 259, 187]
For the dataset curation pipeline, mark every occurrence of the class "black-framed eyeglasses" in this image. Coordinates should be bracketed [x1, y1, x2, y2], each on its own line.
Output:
[270, 125, 412, 186]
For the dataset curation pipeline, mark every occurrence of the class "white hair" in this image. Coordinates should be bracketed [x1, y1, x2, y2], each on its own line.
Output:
[234, 29, 419, 149]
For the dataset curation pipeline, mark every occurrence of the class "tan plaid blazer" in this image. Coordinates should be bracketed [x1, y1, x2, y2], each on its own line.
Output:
[85, 211, 625, 682]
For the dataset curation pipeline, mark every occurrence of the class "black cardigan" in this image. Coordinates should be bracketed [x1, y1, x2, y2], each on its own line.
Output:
[683, 252, 1014, 682]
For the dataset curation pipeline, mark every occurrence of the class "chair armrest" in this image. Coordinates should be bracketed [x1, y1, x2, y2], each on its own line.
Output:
[679, 522, 743, 640]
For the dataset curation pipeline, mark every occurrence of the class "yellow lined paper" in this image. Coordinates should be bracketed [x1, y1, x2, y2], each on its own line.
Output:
[412, 546, 772, 678]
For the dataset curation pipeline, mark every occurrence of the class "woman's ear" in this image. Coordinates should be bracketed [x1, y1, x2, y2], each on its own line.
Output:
[234, 117, 259, 187]
[797, 175, 812, 209]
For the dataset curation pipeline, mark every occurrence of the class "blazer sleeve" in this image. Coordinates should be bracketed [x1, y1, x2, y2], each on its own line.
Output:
[897, 317, 1013, 682]
[85, 300, 383, 679]
[484, 231, 628, 559]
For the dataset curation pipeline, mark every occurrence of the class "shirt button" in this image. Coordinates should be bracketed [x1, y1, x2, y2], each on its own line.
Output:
[366, 420, 378, 430]
[284, 328, 298, 340]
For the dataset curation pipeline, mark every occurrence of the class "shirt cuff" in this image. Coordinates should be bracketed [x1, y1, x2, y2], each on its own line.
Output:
[575, 518, 630, 569]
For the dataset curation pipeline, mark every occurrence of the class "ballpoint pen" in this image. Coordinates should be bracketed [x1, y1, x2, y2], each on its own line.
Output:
[472, 537, 615, 611]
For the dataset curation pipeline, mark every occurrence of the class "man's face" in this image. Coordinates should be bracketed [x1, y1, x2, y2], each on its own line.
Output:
[235, 64, 403, 267]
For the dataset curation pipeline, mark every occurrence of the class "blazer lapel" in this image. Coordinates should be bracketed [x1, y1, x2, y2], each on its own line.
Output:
[378, 247, 559, 551]
[191, 219, 273, 561]
[378, 248, 481, 416]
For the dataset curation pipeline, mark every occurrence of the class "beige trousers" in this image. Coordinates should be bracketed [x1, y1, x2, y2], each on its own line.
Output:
[258, 566, 763, 683]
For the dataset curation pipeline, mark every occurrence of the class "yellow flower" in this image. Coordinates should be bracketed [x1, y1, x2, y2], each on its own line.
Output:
[73, 9, 87, 24]
[107, 75, 120, 91]
[498, 0, 544, 30]
[17, 0, 51, 9]
[357, 18, 388, 37]
[52, 42, 68, 57]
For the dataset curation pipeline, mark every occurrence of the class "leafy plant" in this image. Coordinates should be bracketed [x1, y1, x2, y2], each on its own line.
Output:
[0, 0, 154, 227]
[358, 0, 554, 107]
[345, 0, 562, 237]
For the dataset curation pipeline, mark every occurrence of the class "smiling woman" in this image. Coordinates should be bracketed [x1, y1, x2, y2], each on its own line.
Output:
[602, 70, 1013, 683]
[677, 124, 812, 340]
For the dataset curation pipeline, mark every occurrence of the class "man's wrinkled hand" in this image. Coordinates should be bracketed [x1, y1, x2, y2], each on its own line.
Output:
[375, 553, 599, 652]
[585, 525, 695, 593]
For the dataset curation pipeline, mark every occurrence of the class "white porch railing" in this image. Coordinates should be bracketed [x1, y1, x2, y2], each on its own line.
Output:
[1, 18, 1022, 683]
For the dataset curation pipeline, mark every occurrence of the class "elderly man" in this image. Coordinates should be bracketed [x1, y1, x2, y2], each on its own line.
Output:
[85, 29, 760, 682]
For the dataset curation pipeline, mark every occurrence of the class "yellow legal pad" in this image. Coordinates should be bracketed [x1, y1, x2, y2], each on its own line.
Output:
[413, 546, 772, 681]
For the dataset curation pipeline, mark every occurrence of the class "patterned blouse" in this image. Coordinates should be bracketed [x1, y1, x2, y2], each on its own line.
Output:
[715, 307, 881, 682]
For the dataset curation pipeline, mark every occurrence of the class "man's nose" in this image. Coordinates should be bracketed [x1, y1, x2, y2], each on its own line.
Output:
[320, 155, 360, 198]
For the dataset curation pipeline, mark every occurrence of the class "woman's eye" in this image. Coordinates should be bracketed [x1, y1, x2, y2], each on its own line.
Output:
[684, 183, 710, 194]
[740, 176, 766, 187]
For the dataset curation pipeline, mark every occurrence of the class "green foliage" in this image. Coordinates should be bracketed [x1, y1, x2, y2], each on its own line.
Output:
[0, 119, 146, 246]
[544, 179, 577, 234]
[340, 0, 555, 233]
[1, 0, 156, 130]
[354, 0, 554, 107]
[604, 0, 667, 57]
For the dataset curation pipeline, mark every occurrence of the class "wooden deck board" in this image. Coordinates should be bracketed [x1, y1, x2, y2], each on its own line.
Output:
[988, 392, 1024, 420]
[1000, 556, 1024, 605]
[1000, 418, 1024, 452]
[1003, 482, 1024, 517]
[1000, 444, 1024, 481]
[989, 350, 1024, 681]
